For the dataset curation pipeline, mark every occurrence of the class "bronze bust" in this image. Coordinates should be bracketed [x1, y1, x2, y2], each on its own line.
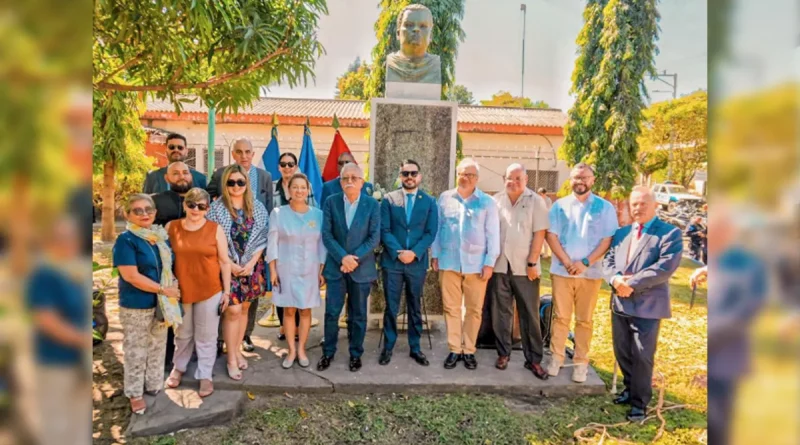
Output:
[386, 4, 441, 84]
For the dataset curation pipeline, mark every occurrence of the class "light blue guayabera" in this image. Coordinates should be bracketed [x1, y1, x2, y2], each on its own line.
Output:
[431, 188, 500, 275]
[547, 192, 619, 279]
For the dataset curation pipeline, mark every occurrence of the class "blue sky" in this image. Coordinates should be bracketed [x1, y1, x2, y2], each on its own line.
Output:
[266, 0, 708, 110]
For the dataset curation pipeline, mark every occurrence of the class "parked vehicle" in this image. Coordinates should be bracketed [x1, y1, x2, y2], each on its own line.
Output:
[652, 183, 705, 211]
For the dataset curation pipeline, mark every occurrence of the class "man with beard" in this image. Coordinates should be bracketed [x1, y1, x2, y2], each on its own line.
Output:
[152, 161, 194, 226]
[544, 163, 618, 382]
[377, 160, 438, 367]
[143, 133, 207, 194]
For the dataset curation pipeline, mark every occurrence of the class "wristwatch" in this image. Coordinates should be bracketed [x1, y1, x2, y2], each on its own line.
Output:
[581, 258, 590, 267]
[527, 262, 537, 268]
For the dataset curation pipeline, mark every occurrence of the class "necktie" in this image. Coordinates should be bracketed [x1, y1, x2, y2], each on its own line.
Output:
[406, 194, 413, 223]
[637, 224, 644, 240]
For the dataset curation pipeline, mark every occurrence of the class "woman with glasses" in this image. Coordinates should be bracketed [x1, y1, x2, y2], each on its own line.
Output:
[267, 173, 326, 369]
[164, 188, 232, 397]
[113, 194, 180, 415]
[207, 165, 269, 380]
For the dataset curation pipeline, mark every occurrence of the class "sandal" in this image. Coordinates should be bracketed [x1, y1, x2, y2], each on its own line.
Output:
[237, 354, 249, 370]
[198, 379, 214, 397]
[130, 397, 146, 415]
[227, 362, 242, 381]
[165, 369, 183, 388]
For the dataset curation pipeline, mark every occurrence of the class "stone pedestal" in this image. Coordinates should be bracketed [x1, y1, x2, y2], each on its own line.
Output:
[367, 98, 457, 316]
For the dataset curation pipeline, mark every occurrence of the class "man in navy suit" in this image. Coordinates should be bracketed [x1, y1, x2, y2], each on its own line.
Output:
[142, 133, 207, 194]
[318, 163, 381, 372]
[378, 160, 438, 366]
[602, 186, 683, 421]
[319, 152, 373, 208]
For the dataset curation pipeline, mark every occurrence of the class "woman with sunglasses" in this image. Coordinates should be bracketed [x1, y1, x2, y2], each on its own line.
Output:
[164, 188, 232, 397]
[113, 194, 180, 415]
[207, 165, 269, 380]
[267, 173, 326, 368]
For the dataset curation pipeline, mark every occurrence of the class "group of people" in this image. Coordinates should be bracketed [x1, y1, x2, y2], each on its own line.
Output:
[114, 132, 683, 423]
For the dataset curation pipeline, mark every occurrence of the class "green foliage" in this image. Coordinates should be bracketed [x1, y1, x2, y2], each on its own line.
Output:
[335, 59, 372, 100]
[639, 90, 708, 187]
[561, 0, 660, 198]
[479, 91, 549, 109]
[93, 0, 328, 114]
[92, 169, 148, 217]
[92, 91, 151, 174]
[557, 178, 572, 198]
[447, 84, 475, 105]
[365, 0, 466, 101]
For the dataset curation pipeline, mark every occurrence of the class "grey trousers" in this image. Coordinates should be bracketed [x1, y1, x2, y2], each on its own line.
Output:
[491, 270, 544, 364]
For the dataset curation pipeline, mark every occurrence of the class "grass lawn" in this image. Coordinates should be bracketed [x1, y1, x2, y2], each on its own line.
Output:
[127, 257, 708, 445]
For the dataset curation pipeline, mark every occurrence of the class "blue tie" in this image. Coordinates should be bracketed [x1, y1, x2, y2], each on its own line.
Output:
[405, 194, 413, 224]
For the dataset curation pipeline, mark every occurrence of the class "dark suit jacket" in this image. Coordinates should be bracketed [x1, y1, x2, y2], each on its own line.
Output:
[319, 178, 374, 209]
[379, 189, 438, 272]
[602, 217, 683, 319]
[207, 164, 273, 213]
[142, 167, 207, 194]
[321, 192, 380, 283]
[151, 191, 185, 227]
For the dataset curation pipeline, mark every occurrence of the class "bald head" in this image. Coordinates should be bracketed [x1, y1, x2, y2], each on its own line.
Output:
[629, 186, 657, 224]
[165, 161, 192, 193]
[232, 138, 255, 169]
[340, 163, 365, 198]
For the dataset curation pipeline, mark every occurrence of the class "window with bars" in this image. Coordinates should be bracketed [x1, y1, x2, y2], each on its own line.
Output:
[200, 147, 225, 173]
[526, 170, 559, 192]
[185, 147, 198, 170]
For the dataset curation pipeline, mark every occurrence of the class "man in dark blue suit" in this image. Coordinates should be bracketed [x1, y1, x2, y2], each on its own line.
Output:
[378, 160, 438, 366]
[318, 163, 381, 372]
[319, 152, 373, 208]
[602, 186, 683, 422]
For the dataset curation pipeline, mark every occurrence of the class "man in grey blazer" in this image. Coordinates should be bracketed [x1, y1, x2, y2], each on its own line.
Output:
[207, 138, 273, 353]
[602, 186, 683, 422]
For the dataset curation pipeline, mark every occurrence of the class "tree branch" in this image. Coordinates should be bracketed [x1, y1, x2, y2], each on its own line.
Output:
[96, 50, 148, 85]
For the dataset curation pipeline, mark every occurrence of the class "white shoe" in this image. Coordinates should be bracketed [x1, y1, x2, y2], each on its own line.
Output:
[572, 364, 588, 383]
[544, 356, 561, 377]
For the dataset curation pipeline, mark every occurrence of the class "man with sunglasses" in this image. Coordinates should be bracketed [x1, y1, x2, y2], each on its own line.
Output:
[143, 133, 207, 194]
[377, 160, 438, 367]
[319, 152, 373, 209]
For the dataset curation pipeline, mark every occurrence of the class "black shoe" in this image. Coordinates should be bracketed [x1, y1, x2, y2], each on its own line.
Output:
[216, 340, 224, 357]
[463, 354, 478, 370]
[409, 351, 430, 366]
[613, 390, 631, 405]
[317, 355, 333, 371]
[626, 406, 646, 422]
[93, 338, 103, 347]
[444, 352, 461, 369]
[349, 357, 362, 372]
[277, 332, 287, 341]
[379, 350, 392, 366]
[242, 336, 255, 352]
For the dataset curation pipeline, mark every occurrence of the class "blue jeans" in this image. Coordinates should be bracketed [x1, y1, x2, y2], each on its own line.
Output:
[381, 268, 426, 354]
[323, 275, 371, 358]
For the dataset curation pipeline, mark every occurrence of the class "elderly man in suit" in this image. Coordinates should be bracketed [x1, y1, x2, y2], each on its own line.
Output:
[319, 152, 374, 208]
[603, 186, 683, 421]
[378, 160, 438, 367]
[318, 163, 381, 372]
[207, 138, 273, 353]
[142, 133, 207, 194]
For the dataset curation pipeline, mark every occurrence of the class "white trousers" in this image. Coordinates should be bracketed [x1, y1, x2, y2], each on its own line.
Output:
[173, 292, 222, 381]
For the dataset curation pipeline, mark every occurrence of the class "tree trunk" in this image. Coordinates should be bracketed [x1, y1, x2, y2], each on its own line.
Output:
[10, 175, 31, 276]
[101, 158, 116, 241]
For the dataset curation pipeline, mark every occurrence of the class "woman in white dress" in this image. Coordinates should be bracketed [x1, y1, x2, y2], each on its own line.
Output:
[267, 173, 327, 369]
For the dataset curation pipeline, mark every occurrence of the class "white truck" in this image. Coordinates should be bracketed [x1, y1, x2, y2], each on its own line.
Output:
[651, 183, 704, 211]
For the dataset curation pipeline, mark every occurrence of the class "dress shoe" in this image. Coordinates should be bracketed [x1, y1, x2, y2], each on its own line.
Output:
[349, 357, 362, 372]
[277, 332, 287, 341]
[317, 355, 333, 371]
[626, 406, 646, 422]
[409, 351, 430, 366]
[524, 361, 549, 380]
[379, 350, 392, 366]
[443, 352, 461, 369]
[495, 355, 510, 370]
[242, 336, 255, 352]
[463, 354, 478, 370]
[613, 390, 631, 405]
[216, 340, 225, 357]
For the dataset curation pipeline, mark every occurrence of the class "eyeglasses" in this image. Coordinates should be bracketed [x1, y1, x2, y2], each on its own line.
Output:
[130, 207, 156, 216]
[458, 172, 477, 179]
[338, 160, 352, 166]
[340, 175, 363, 183]
[226, 179, 247, 187]
[186, 202, 209, 211]
[279, 161, 296, 168]
[167, 144, 185, 151]
[570, 175, 593, 182]
[400, 171, 419, 178]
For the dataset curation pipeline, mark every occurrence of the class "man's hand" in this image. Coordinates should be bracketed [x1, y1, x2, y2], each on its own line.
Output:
[431, 258, 439, 272]
[342, 255, 359, 271]
[526, 265, 540, 281]
[480, 265, 494, 281]
[570, 261, 587, 276]
[397, 250, 416, 265]
[612, 275, 634, 297]
[690, 266, 708, 287]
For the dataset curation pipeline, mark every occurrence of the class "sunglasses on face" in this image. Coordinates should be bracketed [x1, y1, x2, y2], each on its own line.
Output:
[400, 171, 419, 178]
[130, 207, 156, 216]
[226, 179, 247, 187]
[186, 202, 209, 211]
[167, 144, 185, 151]
[279, 161, 296, 168]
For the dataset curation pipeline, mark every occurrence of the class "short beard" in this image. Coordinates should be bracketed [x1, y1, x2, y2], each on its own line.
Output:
[401, 181, 416, 190]
[171, 182, 192, 194]
[572, 185, 590, 196]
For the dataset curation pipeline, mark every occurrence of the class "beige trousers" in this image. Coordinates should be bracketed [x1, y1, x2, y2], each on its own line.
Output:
[36, 366, 90, 445]
[549, 275, 603, 365]
[173, 292, 223, 381]
[119, 307, 167, 398]
[440, 271, 489, 354]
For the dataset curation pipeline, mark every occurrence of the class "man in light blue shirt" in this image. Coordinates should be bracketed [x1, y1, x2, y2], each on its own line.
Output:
[431, 158, 500, 371]
[544, 163, 618, 382]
